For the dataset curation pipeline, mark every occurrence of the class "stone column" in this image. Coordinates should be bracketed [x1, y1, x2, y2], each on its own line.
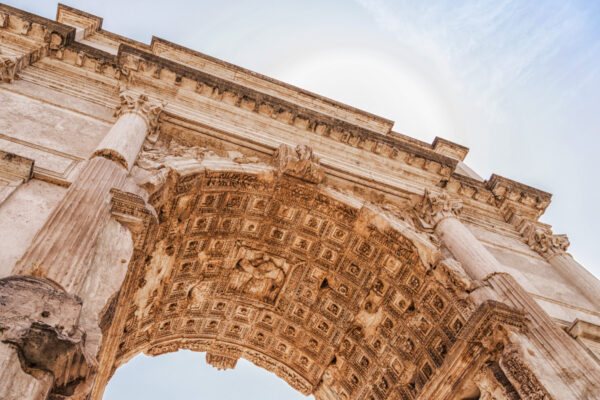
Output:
[521, 223, 600, 308]
[13, 90, 163, 292]
[414, 190, 600, 399]
[414, 190, 498, 281]
[0, 90, 163, 400]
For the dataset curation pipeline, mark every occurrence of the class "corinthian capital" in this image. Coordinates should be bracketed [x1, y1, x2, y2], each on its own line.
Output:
[114, 89, 164, 133]
[414, 189, 462, 230]
[521, 222, 569, 258]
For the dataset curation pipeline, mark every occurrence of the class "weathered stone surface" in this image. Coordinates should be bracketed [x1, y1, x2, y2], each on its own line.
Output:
[1, 4, 600, 400]
[0, 276, 93, 398]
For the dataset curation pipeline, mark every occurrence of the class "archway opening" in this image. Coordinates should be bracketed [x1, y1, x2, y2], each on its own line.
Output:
[104, 350, 311, 399]
[94, 148, 471, 400]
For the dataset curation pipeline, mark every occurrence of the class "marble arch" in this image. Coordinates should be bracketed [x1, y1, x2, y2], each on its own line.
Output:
[92, 138, 525, 400]
[1, 4, 600, 400]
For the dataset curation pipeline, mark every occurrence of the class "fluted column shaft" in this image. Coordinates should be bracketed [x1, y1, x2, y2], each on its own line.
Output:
[13, 91, 162, 293]
[415, 190, 600, 398]
[435, 216, 499, 280]
[14, 157, 127, 291]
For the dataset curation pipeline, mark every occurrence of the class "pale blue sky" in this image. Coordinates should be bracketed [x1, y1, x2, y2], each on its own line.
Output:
[6, 1, 600, 399]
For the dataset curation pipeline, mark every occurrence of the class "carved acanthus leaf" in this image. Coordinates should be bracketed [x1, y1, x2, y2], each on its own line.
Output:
[520, 222, 569, 258]
[272, 143, 324, 183]
[414, 189, 462, 230]
[114, 89, 165, 133]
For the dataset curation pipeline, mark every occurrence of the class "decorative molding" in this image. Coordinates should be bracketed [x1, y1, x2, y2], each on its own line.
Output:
[0, 132, 82, 185]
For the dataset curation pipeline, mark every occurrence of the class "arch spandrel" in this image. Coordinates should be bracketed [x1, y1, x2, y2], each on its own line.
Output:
[100, 139, 484, 399]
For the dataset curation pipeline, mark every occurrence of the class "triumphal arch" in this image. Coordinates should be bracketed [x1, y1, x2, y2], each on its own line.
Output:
[1, 4, 599, 400]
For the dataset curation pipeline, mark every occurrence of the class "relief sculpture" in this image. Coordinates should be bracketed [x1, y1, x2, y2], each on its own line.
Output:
[272, 143, 325, 184]
[228, 248, 288, 304]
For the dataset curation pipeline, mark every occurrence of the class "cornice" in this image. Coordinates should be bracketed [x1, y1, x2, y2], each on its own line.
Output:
[0, 4, 75, 47]
[56, 3, 103, 37]
[486, 174, 551, 217]
[149, 36, 394, 132]
[116, 44, 458, 171]
[432, 136, 469, 161]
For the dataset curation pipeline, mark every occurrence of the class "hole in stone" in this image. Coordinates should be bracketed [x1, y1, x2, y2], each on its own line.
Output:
[407, 302, 415, 312]
[329, 355, 337, 365]
[41, 311, 50, 318]
[320, 278, 329, 289]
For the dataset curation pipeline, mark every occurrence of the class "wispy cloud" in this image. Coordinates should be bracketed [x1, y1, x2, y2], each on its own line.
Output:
[356, 0, 600, 120]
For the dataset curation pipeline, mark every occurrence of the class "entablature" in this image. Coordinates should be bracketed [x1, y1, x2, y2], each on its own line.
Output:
[0, 3, 555, 229]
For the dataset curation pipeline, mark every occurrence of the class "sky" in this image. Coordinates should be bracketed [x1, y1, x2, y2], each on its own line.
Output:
[6, 1, 600, 399]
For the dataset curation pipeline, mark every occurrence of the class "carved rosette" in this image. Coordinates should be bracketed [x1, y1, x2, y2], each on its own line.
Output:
[414, 189, 463, 230]
[520, 222, 569, 259]
[114, 89, 164, 134]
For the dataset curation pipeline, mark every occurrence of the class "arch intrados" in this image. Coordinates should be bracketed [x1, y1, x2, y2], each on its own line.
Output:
[100, 157, 472, 399]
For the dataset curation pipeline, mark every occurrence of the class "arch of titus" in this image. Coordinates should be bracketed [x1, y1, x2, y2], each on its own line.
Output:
[1, 5, 600, 400]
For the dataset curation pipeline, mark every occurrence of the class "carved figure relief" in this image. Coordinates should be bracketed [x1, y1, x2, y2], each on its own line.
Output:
[272, 143, 325, 183]
[228, 248, 287, 304]
[187, 279, 213, 309]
